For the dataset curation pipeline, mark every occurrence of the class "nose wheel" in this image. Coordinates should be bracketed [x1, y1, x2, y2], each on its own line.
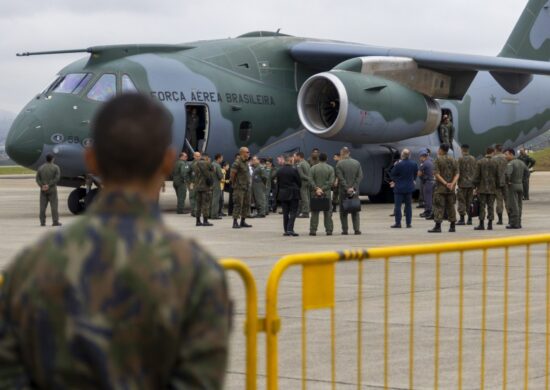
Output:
[68, 188, 86, 215]
[68, 188, 100, 215]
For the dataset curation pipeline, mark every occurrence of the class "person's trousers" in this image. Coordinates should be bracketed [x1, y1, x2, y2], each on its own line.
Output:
[195, 190, 212, 218]
[173, 183, 187, 213]
[339, 211, 360, 233]
[40, 189, 59, 225]
[281, 199, 299, 233]
[394, 192, 412, 226]
[299, 185, 310, 214]
[233, 189, 250, 219]
[478, 193, 495, 221]
[506, 188, 523, 227]
[211, 187, 221, 218]
[457, 187, 474, 217]
[422, 181, 434, 213]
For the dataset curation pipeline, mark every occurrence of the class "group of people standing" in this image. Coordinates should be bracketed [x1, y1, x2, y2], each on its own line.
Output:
[390, 143, 535, 232]
[171, 146, 364, 236]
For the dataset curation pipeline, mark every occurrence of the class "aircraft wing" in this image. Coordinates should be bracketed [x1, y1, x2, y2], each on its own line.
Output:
[290, 41, 550, 98]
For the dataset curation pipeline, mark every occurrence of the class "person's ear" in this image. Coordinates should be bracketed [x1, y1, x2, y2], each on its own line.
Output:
[161, 147, 177, 177]
[84, 147, 99, 175]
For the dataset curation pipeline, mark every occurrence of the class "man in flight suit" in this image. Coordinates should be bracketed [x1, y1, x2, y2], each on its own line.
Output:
[35, 154, 61, 227]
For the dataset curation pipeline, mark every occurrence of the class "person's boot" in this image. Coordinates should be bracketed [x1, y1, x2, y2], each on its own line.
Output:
[428, 222, 442, 233]
[487, 220, 493, 230]
[474, 220, 485, 230]
[449, 222, 456, 232]
[196, 217, 203, 226]
[240, 218, 252, 228]
[497, 213, 503, 225]
[456, 215, 466, 226]
[202, 218, 213, 227]
[467, 215, 473, 225]
[232, 218, 240, 229]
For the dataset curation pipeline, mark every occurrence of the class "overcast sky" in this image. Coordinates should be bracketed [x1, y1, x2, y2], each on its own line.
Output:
[0, 0, 526, 114]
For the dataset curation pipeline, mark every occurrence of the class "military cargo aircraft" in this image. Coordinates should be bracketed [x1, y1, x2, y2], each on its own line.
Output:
[6, 0, 550, 213]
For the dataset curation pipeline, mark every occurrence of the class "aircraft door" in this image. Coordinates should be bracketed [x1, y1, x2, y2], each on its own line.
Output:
[184, 104, 210, 154]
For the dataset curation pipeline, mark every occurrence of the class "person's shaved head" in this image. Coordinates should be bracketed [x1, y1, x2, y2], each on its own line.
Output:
[239, 147, 250, 159]
[89, 93, 172, 182]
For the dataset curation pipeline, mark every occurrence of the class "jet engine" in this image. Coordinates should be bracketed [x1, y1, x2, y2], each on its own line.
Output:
[297, 70, 441, 143]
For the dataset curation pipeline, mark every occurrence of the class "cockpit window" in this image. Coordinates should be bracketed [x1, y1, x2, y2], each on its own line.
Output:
[87, 74, 117, 102]
[122, 74, 138, 93]
[52, 73, 92, 94]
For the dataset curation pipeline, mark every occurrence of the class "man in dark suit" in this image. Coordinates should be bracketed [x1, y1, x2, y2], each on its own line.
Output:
[275, 155, 302, 236]
[390, 149, 418, 228]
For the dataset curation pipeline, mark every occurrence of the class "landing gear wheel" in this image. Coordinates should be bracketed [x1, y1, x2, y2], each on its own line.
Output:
[84, 188, 99, 208]
[68, 188, 86, 215]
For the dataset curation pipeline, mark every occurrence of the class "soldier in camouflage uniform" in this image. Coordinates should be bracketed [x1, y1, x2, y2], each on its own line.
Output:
[0, 94, 231, 389]
[505, 148, 529, 229]
[493, 144, 508, 224]
[210, 153, 224, 219]
[428, 144, 459, 233]
[518, 148, 536, 200]
[456, 144, 477, 225]
[172, 152, 189, 214]
[473, 147, 502, 230]
[295, 151, 312, 217]
[251, 156, 268, 217]
[193, 153, 215, 226]
[264, 158, 275, 214]
[438, 115, 455, 146]
[189, 151, 201, 217]
[309, 153, 335, 236]
[230, 147, 253, 229]
[35, 154, 61, 226]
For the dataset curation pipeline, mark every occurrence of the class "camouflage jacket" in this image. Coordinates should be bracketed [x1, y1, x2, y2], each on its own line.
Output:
[458, 154, 476, 188]
[310, 162, 335, 195]
[230, 157, 250, 191]
[35, 162, 60, 192]
[434, 155, 459, 194]
[474, 155, 500, 194]
[193, 160, 214, 192]
[492, 153, 507, 188]
[0, 192, 231, 389]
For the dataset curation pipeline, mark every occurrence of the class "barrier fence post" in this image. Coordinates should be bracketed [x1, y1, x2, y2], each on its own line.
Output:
[219, 259, 259, 390]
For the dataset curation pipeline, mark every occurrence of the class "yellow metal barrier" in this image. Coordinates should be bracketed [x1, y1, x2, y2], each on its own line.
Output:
[219, 259, 259, 390]
[265, 234, 550, 390]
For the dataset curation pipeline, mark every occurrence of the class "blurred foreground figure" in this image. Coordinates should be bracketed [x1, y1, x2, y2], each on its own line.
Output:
[0, 94, 231, 389]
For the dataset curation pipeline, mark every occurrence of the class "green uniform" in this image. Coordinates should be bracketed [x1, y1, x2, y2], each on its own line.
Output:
[439, 121, 455, 145]
[308, 156, 319, 167]
[457, 153, 476, 217]
[518, 153, 536, 199]
[506, 158, 529, 227]
[251, 165, 267, 217]
[193, 160, 214, 219]
[310, 162, 335, 234]
[189, 160, 198, 216]
[172, 159, 189, 213]
[35, 162, 61, 225]
[296, 160, 312, 214]
[474, 155, 501, 221]
[492, 153, 508, 214]
[231, 157, 251, 219]
[433, 155, 458, 223]
[0, 192, 231, 388]
[335, 157, 363, 234]
[211, 161, 224, 218]
[264, 166, 274, 213]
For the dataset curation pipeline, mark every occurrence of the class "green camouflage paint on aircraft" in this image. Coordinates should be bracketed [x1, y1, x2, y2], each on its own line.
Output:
[7, 0, 550, 213]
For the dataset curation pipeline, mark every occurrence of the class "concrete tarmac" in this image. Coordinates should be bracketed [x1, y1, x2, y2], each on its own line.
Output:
[1, 173, 550, 389]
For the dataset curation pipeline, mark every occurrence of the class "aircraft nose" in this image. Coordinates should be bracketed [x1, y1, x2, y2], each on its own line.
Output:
[5, 113, 43, 167]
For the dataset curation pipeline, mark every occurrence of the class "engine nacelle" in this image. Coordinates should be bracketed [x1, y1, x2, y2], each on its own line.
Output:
[297, 71, 441, 143]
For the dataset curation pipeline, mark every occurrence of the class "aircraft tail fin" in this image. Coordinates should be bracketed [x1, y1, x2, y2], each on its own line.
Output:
[500, 0, 550, 60]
